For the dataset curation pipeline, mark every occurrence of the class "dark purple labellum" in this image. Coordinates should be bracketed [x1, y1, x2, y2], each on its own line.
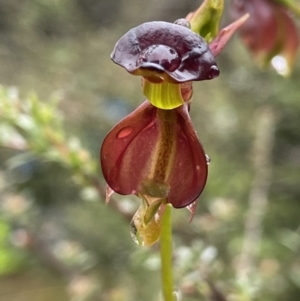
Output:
[111, 21, 219, 83]
[137, 45, 181, 72]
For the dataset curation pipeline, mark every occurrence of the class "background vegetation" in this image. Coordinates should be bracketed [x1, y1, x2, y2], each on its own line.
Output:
[0, 1, 300, 300]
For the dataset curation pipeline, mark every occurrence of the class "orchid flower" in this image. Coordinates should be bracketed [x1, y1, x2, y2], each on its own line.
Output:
[230, 0, 299, 76]
[101, 100, 208, 245]
[111, 20, 220, 110]
[100, 0, 248, 246]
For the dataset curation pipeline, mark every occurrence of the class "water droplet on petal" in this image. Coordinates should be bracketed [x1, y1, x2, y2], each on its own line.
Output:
[205, 154, 211, 165]
[116, 126, 133, 138]
[174, 18, 191, 29]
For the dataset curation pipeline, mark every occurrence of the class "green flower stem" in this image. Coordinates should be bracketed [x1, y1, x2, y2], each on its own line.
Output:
[160, 204, 175, 301]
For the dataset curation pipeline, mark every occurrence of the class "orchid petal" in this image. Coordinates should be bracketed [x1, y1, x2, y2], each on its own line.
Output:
[105, 185, 114, 204]
[100, 101, 208, 209]
[187, 201, 198, 223]
[168, 104, 208, 208]
[209, 14, 249, 57]
[101, 101, 157, 196]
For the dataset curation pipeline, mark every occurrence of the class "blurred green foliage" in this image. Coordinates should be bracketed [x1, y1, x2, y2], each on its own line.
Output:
[0, 1, 300, 301]
[0, 218, 23, 274]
